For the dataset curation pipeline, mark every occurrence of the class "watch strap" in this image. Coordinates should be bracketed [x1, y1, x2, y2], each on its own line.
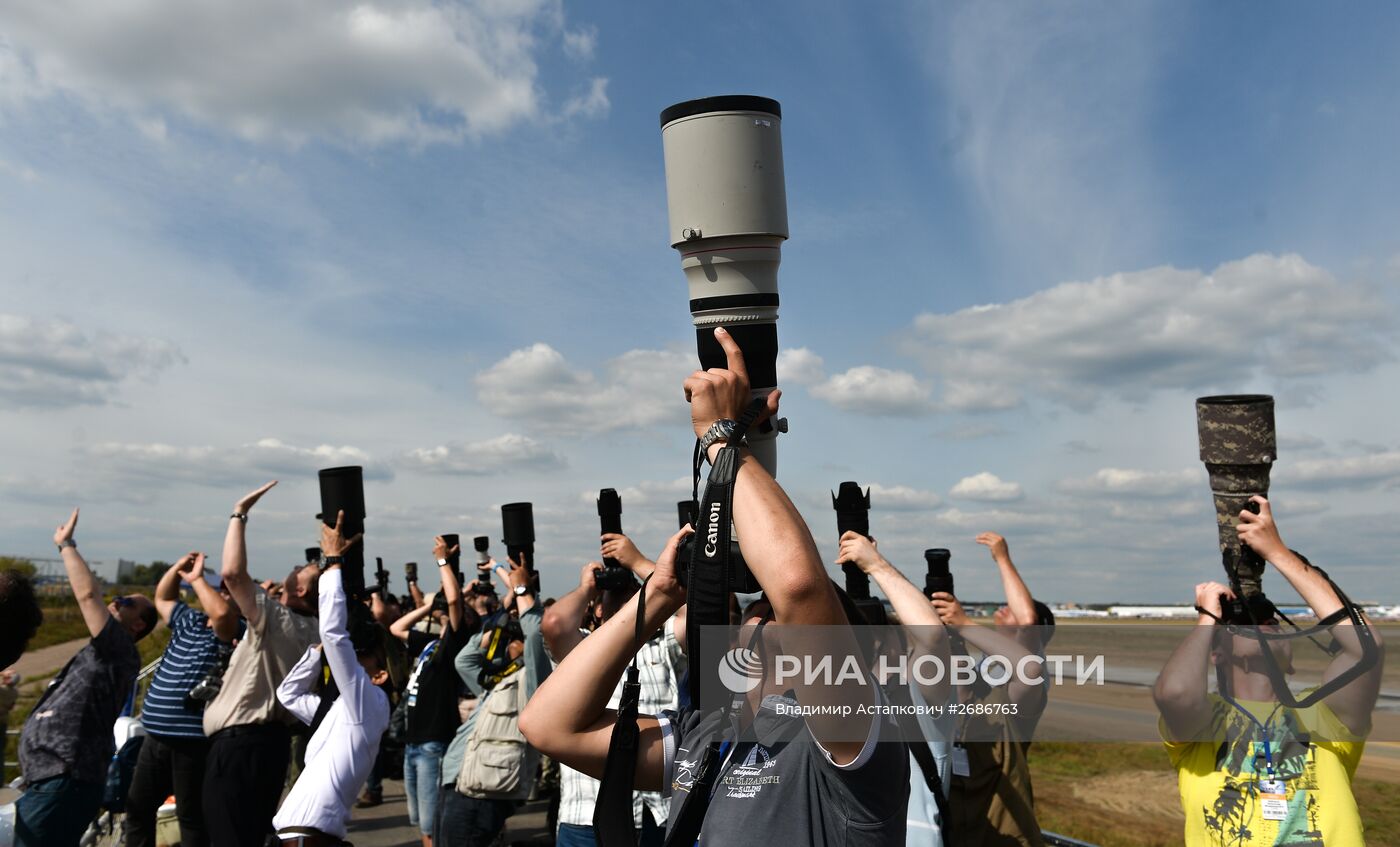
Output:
[324, 556, 345, 565]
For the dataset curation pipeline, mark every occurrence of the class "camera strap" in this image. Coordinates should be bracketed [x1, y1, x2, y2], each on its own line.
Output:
[686, 398, 768, 706]
[592, 574, 653, 847]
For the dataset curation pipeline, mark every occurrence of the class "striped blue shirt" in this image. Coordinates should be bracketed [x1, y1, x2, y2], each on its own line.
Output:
[141, 602, 241, 739]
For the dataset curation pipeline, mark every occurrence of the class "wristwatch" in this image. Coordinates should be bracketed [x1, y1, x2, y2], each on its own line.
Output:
[698, 419, 741, 455]
[230, 512, 248, 523]
[513, 584, 529, 596]
[324, 556, 345, 566]
[56, 539, 76, 552]
[437, 558, 450, 567]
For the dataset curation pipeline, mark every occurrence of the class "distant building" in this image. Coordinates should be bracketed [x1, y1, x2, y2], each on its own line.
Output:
[117, 559, 138, 583]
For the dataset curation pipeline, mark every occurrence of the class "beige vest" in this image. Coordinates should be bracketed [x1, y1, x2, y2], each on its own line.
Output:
[455, 670, 539, 800]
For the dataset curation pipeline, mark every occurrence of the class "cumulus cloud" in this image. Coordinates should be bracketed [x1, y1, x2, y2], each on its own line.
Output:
[400, 433, 565, 475]
[1059, 467, 1204, 498]
[474, 343, 693, 434]
[81, 438, 392, 486]
[0, 0, 605, 146]
[950, 472, 1023, 502]
[810, 366, 933, 417]
[776, 347, 826, 387]
[903, 254, 1393, 411]
[0, 313, 183, 409]
[562, 77, 609, 120]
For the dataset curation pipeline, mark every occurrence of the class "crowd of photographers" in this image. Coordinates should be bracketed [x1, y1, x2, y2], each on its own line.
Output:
[0, 330, 1383, 847]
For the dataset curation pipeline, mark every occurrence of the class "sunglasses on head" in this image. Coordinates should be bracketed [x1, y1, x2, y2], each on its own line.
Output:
[113, 596, 139, 609]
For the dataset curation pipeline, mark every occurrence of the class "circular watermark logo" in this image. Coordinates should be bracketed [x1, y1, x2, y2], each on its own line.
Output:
[717, 647, 764, 693]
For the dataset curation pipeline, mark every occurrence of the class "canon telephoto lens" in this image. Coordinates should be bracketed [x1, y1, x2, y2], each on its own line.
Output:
[1196, 394, 1276, 596]
[661, 95, 788, 477]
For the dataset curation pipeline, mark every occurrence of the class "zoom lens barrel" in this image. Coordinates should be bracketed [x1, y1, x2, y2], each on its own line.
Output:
[662, 95, 788, 476]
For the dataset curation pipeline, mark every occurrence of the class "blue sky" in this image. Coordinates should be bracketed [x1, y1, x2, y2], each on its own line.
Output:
[2, 1, 1398, 604]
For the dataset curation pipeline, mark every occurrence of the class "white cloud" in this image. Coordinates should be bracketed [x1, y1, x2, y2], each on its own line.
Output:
[561, 26, 597, 61]
[904, 254, 1393, 410]
[1277, 434, 1325, 452]
[1277, 450, 1400, 489]
[810, 366, 932, 417]
[400, 433, 565, 475]
[866, 483, 943, 511]
[925, 3, 1164, 275]
[950, 471, 1023, 502]
[0, 0, 603, 146]
[576, 477, 691, 510]
[81, 438, 393, 486]
[926, 506, 1056, 531]
[0, 313, 183, 409]
[776, 347, 826, 386]
[474, 343, 693, 435]
[562, 77, 609, 120]
[1059, 467, 1204, 498]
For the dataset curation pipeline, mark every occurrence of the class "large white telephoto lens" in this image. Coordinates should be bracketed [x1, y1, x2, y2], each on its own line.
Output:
[661, 95, 787, 475]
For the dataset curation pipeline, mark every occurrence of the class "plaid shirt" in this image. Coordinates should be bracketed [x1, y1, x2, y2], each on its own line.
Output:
[557, 616, 686, 829]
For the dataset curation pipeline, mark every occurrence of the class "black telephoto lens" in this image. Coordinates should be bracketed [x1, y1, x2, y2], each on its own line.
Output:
[832, 482, 872, 599]
[501, 502, 535, 570]
[597, 489, 624, 569]
[923, 548, 953, 599]
[318, 466, 366, 596]
[305, 547, 322, 566]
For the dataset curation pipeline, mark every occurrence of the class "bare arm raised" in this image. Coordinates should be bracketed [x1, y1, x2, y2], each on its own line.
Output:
[53, 509, 110, 638]
[220, 481, 277, 628]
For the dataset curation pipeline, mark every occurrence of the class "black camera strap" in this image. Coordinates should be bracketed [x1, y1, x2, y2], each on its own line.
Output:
[593, 574, 652, 847]
[686, 398, 767, 706]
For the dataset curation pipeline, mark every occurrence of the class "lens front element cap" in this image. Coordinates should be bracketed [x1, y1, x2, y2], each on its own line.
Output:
[660, 95, 782, 128]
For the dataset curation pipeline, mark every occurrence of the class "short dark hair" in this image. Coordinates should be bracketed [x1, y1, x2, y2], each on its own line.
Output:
[0, 570, 44, 667]
[137, 602, 160, 640]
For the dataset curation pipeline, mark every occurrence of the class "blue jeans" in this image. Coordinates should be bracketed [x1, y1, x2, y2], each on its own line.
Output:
[556, 810, 665, 847]
[555, 823, 595, 847]
[16, 775, 104, 847]
[403, 741, 446, 834]
[433, 788, 513, 847]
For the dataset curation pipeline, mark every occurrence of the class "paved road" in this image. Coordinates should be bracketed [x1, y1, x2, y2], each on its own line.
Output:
[8, 637, 88, 680]
[348, 779, 553, 847]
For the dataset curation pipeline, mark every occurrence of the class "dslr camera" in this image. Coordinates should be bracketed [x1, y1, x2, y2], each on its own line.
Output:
[594, 489, 637, 592]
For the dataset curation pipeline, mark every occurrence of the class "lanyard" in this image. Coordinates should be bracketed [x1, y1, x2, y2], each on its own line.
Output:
[1219, 694, 1284, 777]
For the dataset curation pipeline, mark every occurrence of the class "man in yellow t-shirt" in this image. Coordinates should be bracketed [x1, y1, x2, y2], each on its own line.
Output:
[1163, 692, 1364, 845]
[1154, 497, 1382, 847]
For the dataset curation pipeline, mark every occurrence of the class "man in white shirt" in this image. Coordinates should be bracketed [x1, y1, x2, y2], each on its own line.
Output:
[274, 512, 392, 846]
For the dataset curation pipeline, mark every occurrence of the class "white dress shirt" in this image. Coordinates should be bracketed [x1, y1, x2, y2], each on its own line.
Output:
[273, 569, 391, 840]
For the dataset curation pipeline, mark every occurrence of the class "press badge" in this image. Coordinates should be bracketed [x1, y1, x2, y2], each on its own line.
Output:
[1259, 779, 1288, 821]
[951, 745, 970, 777]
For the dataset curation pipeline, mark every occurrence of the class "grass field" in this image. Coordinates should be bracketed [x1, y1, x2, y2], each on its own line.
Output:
[1032, 741, 1399, 845]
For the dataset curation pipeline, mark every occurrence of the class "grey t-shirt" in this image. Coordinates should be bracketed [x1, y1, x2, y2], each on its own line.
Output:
[662, 693, 909, 846]
[20, 616, 140, 784]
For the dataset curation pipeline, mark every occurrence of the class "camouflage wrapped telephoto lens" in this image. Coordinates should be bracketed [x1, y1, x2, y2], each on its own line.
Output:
[1196, 395, 1276, 596]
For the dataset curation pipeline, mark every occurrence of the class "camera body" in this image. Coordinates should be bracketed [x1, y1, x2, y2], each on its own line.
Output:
[595, 488, 636, 593]
[404, 561, 418, 584]
[187, 640, 235, 704]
